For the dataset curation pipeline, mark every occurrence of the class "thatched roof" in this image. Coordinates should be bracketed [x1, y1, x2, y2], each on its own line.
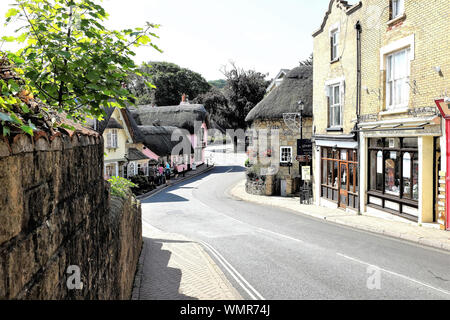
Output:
[245, 66, 313, 123]
[137, 125, 193, 157]
[127, 148, 149, 161]
[129, 104, 208, 134]
[106, 117, 123, 130]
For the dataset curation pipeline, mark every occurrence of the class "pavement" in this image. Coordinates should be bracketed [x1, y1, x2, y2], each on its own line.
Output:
[132, 221, 242, 300]
[230, 179, 450, 252]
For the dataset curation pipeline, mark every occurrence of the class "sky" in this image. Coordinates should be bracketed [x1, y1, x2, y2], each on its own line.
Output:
[0, 0, 331, 81]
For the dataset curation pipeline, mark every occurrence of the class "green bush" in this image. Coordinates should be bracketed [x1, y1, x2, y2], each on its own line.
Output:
[108, 176, 137, 199]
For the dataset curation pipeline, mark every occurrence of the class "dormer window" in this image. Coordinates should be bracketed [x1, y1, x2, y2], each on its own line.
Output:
[106, 129, 118, 149]
[391, 0, 404, 19]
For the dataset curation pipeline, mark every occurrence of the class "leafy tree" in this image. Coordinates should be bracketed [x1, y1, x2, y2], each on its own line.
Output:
[193, 87, 229, 129]
[1, 0, 161, 135]
[208, 79, 226, 90]
[299, 54, 313, 66]
[221, 62, 269, 130]
[127, 61, 211, 106]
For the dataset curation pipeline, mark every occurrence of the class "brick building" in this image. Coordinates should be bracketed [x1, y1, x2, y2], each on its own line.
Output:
[357, 0, 450, 226]
[312, 0, 450, 228]
[312, 1, 363, 211]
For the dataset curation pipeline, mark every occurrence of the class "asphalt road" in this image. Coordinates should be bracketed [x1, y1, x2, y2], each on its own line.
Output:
[141, 149, 450, 300]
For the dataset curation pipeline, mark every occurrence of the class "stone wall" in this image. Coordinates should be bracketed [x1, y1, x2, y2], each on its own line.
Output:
[0, 131, 142, 299]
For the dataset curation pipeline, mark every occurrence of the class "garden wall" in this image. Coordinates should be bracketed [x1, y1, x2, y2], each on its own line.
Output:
[0, 130, 142, 299]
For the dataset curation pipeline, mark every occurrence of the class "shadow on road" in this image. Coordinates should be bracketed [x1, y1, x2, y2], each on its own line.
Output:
[140, 165, 245, 204]
[136, 237, 198, 300]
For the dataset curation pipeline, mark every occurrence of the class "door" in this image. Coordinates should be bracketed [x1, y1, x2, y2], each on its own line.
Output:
[435, 151, 441, 223]
[339, 163, 348, 208]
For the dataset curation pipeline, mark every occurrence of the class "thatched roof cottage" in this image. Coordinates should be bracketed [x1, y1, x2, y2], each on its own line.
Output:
[245, 66, 313, 197]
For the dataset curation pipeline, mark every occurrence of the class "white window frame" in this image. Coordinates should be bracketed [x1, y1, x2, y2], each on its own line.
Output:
[328, 83, 342, 128]
[106, 129, 118, 149]
[280, 146, 293, 163]
[391, 0, 404, 19]
[386, 48, 410, 110]
[330, 29, 339, 61]
[128, 161, 137, 177]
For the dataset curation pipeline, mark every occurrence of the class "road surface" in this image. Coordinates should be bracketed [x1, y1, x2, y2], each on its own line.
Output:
[141, 147, 450, 300]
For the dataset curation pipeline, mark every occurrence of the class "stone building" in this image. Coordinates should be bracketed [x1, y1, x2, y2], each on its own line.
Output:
[312, 0, 363, 211]
[312, 0, 450, 228]
[245, 66, 313, 197]
[356, 0, 450, 226]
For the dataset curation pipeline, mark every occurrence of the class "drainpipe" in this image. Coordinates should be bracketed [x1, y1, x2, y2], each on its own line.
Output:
[355, 21, 362, 215]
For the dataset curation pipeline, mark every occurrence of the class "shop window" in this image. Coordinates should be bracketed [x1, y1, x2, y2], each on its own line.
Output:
[403, 137, 418, 148]
[369, 151, 384, 191]
[367, 138, 419, 219]
[321, 147, 358, 208]
[384, 151, 400, 197]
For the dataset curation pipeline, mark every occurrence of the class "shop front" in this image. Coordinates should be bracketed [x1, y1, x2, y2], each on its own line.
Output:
[366, 137, 420, 220]
[358, 115, 442, 224]
[314, 135, 359, 211]
[320, 147, 359, 209]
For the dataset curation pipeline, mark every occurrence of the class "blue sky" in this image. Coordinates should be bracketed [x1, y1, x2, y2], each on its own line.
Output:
[0, 0, 331, 80]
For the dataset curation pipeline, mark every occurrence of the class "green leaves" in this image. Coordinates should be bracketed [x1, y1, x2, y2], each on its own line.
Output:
[2, 0, 160, 129]
[5, 8, 20, 18]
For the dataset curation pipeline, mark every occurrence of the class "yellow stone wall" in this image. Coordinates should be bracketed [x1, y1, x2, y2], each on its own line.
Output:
[313, 1, 361, 135]
[359, 0, 450, 117]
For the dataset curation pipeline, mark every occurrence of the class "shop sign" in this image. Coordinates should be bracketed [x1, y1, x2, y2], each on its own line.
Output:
[302, 166, 311, 181]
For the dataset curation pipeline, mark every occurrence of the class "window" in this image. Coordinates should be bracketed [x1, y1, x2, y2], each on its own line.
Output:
[367, 138, 419, 220]
[391, 0, 404, 19]
[280, 146, 293, 163]
[330, 29, 339, 61]
[328, 84, 342, 128]
[105, 164, 115, 179]
[386, 48, 410, 110]
[321, 147, 358, 208]
[127, 162, 136, 177]
[106, 129, 118, 149]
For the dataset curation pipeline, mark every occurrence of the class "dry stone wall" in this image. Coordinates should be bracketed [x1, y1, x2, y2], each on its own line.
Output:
[0, 131, 142, 299]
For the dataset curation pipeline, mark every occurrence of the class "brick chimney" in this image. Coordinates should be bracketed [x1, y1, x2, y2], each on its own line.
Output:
[181, 93, 189, 105]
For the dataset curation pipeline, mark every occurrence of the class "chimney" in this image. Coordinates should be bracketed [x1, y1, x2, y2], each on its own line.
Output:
[181, 93, 189, 105]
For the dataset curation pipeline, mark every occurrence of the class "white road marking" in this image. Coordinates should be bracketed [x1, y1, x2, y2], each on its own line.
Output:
[198, 240, 265, 301]
[336, 253, 450, 296]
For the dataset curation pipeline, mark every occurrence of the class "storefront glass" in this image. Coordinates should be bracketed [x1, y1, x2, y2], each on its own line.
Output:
[321, 147, 358, 209]
[367, 137, 419, 220]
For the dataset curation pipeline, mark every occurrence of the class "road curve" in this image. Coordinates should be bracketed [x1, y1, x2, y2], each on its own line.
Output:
[141, 165, 450, 300]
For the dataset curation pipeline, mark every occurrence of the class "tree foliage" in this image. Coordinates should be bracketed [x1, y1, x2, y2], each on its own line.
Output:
[193, 87, 229, 129]
[208, 79, 226, 90]
[1, 0, 161, 135]
[221, 62, 269, 129]
[127, 61, 211, 106]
